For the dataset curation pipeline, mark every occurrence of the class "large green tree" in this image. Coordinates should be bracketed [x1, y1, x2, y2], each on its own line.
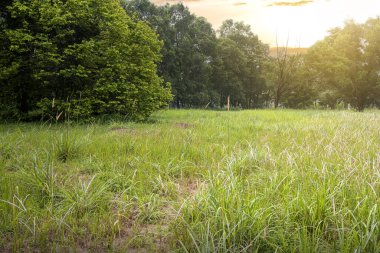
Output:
[213, 20, 268, 108]
[264, 47, 305, 108]
[0, 0, 171, 120]
[212, 38, 247, 107]
[306, 20, 380, 111]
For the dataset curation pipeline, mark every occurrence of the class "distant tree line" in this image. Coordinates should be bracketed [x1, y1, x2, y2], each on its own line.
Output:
[1, 0, 380, 121]
[124, 0, 269, 109]
[125, 0, 380, 111]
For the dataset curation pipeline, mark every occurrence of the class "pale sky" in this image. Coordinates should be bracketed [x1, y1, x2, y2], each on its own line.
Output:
[151, 0, 380, 47]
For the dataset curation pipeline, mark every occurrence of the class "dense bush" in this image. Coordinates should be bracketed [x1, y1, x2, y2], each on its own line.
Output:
[0, 0, 172, 121]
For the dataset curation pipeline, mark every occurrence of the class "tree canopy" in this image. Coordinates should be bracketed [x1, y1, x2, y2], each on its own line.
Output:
[125, 1, 268, 109]
[215, 20, 268, 108]
[306, 19, 380, 110]
[0, 0, 171, 120]
[1, 0, 380, 119]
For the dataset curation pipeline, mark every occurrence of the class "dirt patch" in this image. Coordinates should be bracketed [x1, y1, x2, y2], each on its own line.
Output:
[113, 221, 171, 252]
[177, 179, 203, 198]
[109, 197, 172, 251]
[108, 179, 203, 252]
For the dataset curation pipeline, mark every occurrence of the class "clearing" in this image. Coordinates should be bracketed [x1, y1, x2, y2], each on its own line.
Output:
[1, 109, 379, 252]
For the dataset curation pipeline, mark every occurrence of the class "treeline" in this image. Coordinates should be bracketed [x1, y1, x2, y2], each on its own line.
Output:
[124, 0, 269, 109]
[1, 0, 380, 121]
[125, 0, 380, 111]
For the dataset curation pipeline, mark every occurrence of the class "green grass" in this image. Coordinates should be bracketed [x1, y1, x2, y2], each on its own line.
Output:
[0, 109, 379, 252]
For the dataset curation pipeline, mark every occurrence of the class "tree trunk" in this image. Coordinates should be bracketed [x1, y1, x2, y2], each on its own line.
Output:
[274, 93, 280, 108]
[355, 94, 365, 112]
[357, 102, 365, 112]
[19, 90, 29, 114]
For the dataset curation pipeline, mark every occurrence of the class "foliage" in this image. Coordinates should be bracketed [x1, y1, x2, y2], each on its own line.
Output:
[125, 3, 268, 109]
[213, 20, 268, 108]
[0, 0, 172, 121]
[306, 19, 380, 111]
[125, 0, 217, 108]
[264, 47, 303, 108]
[2, 0, 380, 114]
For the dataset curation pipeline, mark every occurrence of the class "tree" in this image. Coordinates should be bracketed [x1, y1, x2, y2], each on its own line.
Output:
[214, 20, 268, 108]
[125, 1, 217, 107]
[281, 55, 317, 109]
[125, 5, 269, 109]
[0, 0, 171, 120]
[212, 37, 247, 107]
[362, 17, 380, 108]
[168, 6, 217, 107]
[264, 38, 304, 109]
[306, 20, 380, 111]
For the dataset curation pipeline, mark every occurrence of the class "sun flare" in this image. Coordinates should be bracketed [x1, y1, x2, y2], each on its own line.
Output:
[152, 0, 380, 47]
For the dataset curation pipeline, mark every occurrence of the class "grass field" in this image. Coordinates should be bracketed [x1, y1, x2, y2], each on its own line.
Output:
[1, 109, 380, 252]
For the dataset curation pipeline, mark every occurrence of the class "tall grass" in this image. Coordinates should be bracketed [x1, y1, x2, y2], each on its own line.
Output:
[174, 111, 380, 252]
[0, 110, 379, 251]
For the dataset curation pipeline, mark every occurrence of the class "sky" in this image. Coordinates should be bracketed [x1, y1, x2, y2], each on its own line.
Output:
[151, 0, 380, 47]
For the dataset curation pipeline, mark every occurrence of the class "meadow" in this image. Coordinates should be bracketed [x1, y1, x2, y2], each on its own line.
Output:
[0, 109, 379, 252]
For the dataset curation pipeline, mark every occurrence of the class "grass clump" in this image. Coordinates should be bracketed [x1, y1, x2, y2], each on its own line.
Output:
[58, 175, 112, 218]
[54, 132, 82, 163]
